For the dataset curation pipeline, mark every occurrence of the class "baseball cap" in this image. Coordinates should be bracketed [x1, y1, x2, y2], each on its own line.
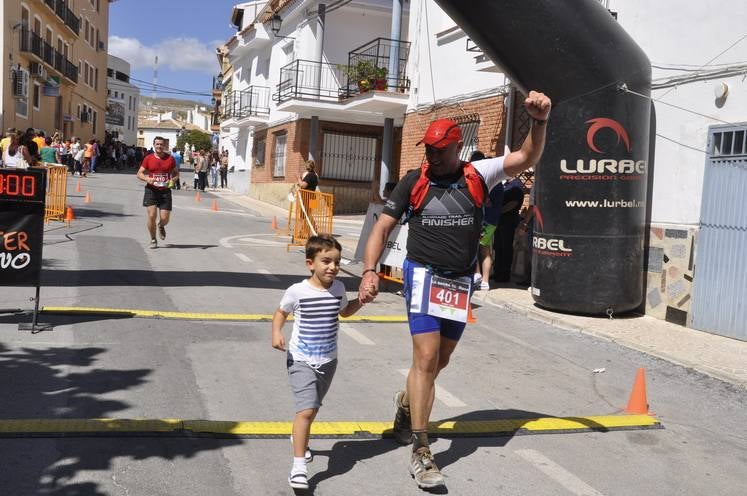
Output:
[416, 118, 462, 148]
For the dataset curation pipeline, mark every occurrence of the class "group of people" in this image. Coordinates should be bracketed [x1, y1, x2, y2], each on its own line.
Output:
[471, 150, 535, 290]
[271, 90, 551, 490]
[0, 127, 151, 176]
[192, 149, 229, 191]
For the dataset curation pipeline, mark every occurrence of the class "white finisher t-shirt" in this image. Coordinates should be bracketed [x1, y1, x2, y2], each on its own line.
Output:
[279, 279, 348, 366]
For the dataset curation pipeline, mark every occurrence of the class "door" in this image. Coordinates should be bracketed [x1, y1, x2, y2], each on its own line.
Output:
[691, 124, 747, 341]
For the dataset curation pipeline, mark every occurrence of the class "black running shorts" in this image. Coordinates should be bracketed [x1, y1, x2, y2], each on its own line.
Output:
[142, 187, 172, 211]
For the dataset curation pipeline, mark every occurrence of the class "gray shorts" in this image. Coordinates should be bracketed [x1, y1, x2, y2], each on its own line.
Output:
[287, 354, 338, 412]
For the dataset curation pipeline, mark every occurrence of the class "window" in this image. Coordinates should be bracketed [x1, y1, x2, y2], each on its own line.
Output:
[129, 95, 132, 111]
[273, 135, 287, 176]
[84, 19, 89, 43]
[33, 83, 41, 111]
[13, 69, 29, 119]
[94, 67, 98, 90]
[93, 111, 97, 135]
[254, 138, 266, 166]
[712, 128, 747, 157]
[321, 131, 377, 181]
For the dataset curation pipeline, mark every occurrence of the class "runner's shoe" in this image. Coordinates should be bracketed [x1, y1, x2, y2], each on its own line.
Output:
[158, 224, 166, 240]
[288, 470, 309, 490]
[392, 390, 412, 445]
[290, 435, 313, 463]
[409, 447, 445, 489]
[149, 239, 157, 249]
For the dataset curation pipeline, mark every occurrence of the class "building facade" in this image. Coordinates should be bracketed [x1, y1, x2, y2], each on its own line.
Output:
[105, 54, 139, 145]
[218, 0, 412, 205]
[1, 0, 111, 141]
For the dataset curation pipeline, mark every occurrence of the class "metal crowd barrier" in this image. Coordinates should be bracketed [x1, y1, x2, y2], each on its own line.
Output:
[43, 163, 68, 222]
[288, 189, 335, 250]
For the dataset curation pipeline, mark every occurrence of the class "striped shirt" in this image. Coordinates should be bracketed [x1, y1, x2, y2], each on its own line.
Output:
[279, 279, 348, 365]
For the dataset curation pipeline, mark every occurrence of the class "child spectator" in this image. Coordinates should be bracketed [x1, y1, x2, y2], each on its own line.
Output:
[271, 234, 364, 490]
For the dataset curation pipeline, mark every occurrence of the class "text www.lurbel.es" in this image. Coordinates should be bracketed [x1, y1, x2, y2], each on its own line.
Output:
[564, 199, 645, 208]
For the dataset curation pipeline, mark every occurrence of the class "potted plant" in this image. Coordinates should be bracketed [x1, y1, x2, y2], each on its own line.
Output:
[339, 60, 388, 93]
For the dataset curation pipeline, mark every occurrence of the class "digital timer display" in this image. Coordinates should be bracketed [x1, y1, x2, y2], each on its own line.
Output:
[0, 169, 45, 203]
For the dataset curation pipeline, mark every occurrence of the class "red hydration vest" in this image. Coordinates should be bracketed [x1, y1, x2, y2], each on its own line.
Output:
[409, 161, 486, 212]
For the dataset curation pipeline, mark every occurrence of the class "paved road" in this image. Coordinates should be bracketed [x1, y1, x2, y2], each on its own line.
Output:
[0, 170, 745, 495]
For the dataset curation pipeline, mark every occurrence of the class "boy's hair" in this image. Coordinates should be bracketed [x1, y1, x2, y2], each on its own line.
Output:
[305, 234, 342, 260]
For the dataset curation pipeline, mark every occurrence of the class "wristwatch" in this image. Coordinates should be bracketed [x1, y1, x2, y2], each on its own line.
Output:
[531, 117, 548, 126]
[362, 268, 378, 276]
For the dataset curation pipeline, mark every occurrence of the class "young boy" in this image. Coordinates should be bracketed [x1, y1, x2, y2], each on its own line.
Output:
[272, 234, 364, 490]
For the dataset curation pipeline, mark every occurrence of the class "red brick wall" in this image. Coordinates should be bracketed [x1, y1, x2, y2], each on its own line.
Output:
[251, 118, 402, 200]
[399, 94, 507, 178]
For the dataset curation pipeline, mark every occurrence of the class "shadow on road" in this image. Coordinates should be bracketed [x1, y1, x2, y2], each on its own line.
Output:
[40, 269, 358, 291]
[0, 343, 242, 495]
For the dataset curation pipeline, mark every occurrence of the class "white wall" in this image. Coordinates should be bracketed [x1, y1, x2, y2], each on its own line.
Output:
[609, 0, 747, 226]
[141, 128, 179, 150]
[406, 1, 505, 111]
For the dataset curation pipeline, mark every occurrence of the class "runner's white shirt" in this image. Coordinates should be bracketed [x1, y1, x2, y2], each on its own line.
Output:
[279, 279, 348, 366]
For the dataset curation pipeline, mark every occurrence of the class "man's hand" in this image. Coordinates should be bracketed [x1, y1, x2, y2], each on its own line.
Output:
[358, 271, 379, 303]
[524, 90, 552, 121]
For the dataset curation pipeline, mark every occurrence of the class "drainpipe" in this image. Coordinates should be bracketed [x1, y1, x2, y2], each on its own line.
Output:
[313, 3, 326, 96]
[380, 117, 393, 199]
[387, 0, 403, 89]
[432, 0, 652, 315]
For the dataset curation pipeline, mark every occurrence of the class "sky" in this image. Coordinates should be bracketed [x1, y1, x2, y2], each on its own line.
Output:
[108, 0, 242, 104]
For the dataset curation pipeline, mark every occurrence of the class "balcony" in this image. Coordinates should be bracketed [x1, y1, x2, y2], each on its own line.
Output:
[19, 28, 78, 83]
[42, 0, 80, 35]
[272, 40, 411, 122]
[341, 38, 411, 98]
[221, 86, 271, 126]
[274, 60, 346, 104]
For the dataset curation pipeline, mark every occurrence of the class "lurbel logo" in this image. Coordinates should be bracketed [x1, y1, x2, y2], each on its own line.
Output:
[533, 236, 572, 257]
[586, 118, 631, 153]
[559, 117, 646, 180]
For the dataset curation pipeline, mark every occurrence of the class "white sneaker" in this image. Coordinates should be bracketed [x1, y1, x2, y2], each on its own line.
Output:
[480, 281, 490, 291]
[472, 273, 483, 287]
[288, 470, 308, 489]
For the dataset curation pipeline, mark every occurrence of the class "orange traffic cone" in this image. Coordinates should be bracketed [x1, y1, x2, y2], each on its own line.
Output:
[84, 191, 92, 203]
[195, 191, 202, 202]
[624, 368, 650, 414]
[75, 180, 81, 193]
[271, 216, 278, 230]
[467, 303, 477, 323]
[65, 206, 75, 225]
[211, 199, 219, 211]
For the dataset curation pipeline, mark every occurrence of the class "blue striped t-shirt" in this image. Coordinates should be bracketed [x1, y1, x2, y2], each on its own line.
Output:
[279, 279, 348, 365]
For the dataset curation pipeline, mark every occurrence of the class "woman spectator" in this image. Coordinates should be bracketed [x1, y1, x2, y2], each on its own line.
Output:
[39, 136, 58, 164]
[2, 131, 33, 168]
[209, 151, 219, 190]
[219, 150, 229, 188]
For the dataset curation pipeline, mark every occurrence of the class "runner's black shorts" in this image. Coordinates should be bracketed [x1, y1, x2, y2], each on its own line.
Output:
[142, 187, 173, 210]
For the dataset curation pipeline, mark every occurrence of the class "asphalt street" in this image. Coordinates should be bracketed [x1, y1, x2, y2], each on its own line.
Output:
[0, 170, 745, 495]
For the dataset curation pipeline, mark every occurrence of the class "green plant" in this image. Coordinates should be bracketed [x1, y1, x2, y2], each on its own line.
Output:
[339, 60, 388, 91]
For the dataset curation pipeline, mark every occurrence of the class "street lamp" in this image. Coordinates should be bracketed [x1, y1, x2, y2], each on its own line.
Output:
[270, 13, 295, 40]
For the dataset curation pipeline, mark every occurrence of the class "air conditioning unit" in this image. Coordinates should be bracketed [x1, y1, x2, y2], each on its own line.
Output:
[12, 69, 29, 98]
[29, 62, 45, 78]
[98, 41, 105, 51]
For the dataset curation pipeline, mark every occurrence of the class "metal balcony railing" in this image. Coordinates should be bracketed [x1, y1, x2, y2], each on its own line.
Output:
[222, 86, 271, 120]
[19, 28, 78, 83]
[341, 37, 411, 98]
[274, 60, 346, 103]
[43, 0, 80, 35]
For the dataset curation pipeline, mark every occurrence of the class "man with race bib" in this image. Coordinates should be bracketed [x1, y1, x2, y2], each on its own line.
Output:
[136, 136, 180, 249]
[358, 90, 551, 490]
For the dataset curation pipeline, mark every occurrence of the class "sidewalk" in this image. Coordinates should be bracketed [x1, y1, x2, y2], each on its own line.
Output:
[214, 190, 747, 389]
